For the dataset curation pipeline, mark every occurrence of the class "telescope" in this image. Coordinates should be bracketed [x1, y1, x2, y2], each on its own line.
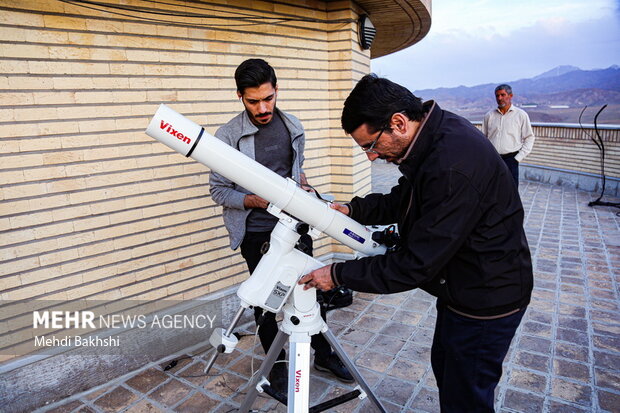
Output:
[146, 104, 387, 412]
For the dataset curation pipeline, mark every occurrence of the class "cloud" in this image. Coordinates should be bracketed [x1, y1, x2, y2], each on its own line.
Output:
[372, 14, 620, 90]
[430, 0, 615, 37]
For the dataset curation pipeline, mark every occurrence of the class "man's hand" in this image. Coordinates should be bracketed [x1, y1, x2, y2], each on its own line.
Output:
[299, 173, 316, 194]
[329, 202, 350, 216]
[244, 194, 269, 209]
[300, 183, 316, 194]
[299, 264, 334, 291]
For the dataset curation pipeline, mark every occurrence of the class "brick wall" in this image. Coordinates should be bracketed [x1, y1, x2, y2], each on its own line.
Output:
[0, 0, 372, 361]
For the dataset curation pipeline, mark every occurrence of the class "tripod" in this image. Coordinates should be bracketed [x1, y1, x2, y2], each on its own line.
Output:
[239, 288, 386, 412]
[205, 215, 387, 412]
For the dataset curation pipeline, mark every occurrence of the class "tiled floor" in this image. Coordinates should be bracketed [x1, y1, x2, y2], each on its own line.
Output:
[37, 162, 620, 412]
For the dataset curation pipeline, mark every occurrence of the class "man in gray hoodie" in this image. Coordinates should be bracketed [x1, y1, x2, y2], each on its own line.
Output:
[209, 59, 352, 397]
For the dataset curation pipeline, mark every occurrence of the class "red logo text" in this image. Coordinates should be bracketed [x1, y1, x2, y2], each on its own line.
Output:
[295, 369, 302, 392]
[160, 120, 191, 144]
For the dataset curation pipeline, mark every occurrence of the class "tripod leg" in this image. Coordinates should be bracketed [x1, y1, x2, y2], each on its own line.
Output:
[288, 339, 311, 413]
[322, 328, 387, 413]
[239, 329, 289, 413]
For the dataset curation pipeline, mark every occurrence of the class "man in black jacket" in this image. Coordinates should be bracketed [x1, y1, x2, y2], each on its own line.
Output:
[300, 74, 533, 412]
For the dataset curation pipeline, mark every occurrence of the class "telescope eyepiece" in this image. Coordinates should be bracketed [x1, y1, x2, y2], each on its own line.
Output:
[295, 223, 310, 235]
[372, 225, 400, 250]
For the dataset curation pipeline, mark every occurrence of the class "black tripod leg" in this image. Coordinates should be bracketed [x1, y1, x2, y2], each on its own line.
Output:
[239, 329, 289, 412]
[321, 328, 387, 413]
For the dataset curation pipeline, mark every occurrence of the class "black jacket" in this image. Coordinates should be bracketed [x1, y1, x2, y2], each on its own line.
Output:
[334, 102, 533, 317]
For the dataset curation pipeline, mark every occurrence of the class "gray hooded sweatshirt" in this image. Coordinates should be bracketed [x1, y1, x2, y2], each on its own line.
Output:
[209, 108, 306, 250]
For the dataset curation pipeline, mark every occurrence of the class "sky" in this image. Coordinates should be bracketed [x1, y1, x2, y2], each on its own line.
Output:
[371, 0, 620, 91]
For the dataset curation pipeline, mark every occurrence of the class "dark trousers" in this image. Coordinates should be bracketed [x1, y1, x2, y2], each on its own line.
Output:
[431, 301, 526, 412]
[240, 231, 332, 361]
[501, 152, 519, 187]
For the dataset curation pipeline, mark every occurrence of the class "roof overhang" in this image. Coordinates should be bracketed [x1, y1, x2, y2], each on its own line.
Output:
[355, 0, 432, 58]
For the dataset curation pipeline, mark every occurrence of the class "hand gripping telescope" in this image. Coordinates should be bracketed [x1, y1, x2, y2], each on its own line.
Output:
[146, 105, 387, 412]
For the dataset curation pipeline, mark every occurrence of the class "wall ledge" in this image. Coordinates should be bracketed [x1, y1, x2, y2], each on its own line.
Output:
[522, 163, 620, 198]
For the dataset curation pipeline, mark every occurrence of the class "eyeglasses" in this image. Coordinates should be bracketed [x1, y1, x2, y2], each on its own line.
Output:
[361, 128, 385, 155]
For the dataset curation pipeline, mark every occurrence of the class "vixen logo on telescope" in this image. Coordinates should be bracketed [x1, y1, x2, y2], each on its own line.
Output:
[160, 120, 191, 144]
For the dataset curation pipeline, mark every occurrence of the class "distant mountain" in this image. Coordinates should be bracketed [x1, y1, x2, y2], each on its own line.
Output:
[414, 65, 620, 104]
[415, 65, 620, 123]
[531, 65, 580, 80]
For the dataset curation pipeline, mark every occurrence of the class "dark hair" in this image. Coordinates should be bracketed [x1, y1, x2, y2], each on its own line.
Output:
[234, 59, 277, 94]
[341, 74, 424, 134]
[495, 84, 512, 94]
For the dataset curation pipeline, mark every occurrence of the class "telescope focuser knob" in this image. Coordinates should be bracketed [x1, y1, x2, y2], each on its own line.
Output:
[290, 316, 300, 325]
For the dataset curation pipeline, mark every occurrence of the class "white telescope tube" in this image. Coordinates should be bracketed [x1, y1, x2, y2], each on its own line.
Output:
[145, 104, 386, 256]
